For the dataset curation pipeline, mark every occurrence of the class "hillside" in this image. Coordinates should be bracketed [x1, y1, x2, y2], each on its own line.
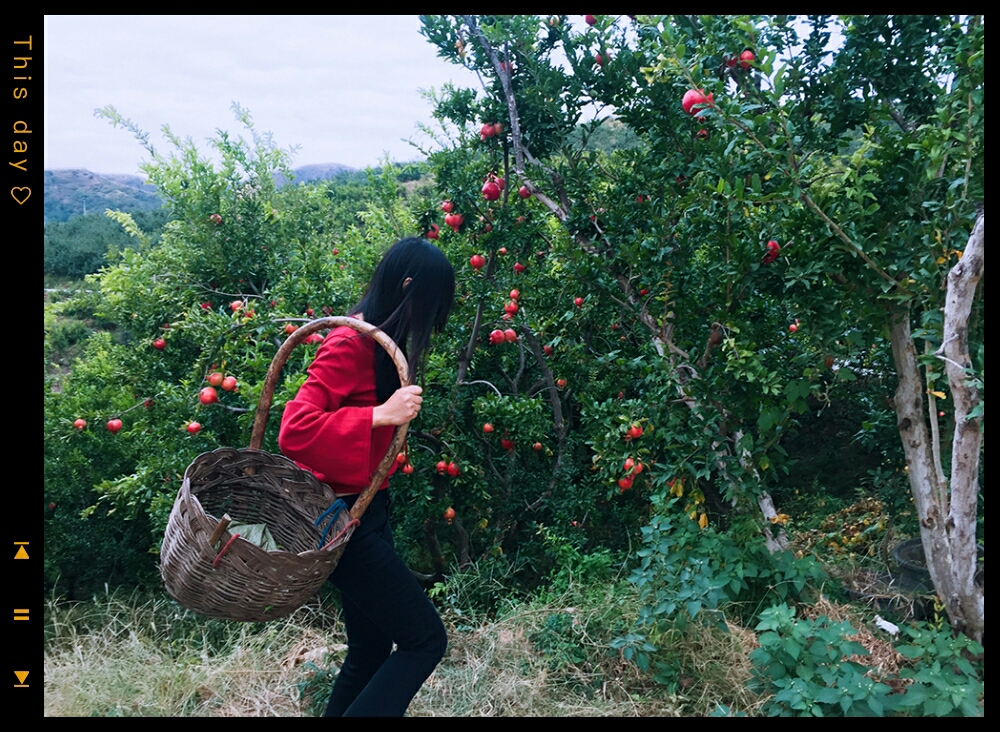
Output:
[274, 162, 355, 187]
[44, 169, 163, 224]
[45, 163, 359, 224]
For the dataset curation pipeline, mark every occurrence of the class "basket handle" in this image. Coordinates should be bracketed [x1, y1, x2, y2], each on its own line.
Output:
[250, 316, 411, 522]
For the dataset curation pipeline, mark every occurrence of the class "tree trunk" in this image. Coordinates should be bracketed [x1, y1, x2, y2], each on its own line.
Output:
[887, 213, 983, 643]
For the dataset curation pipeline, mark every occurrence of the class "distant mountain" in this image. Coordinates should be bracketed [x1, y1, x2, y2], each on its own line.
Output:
[44, 169, 163, 224]
[274, 163, 356, 187]
[45, 163, 357, 224]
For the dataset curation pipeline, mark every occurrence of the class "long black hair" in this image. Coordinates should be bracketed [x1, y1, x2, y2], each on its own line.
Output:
[348, 237, 456, 403]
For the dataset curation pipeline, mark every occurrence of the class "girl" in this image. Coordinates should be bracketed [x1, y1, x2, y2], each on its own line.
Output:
[279, 236, 455, 716]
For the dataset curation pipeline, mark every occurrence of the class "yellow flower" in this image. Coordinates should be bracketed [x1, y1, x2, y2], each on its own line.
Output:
[698, 513, 708, 530]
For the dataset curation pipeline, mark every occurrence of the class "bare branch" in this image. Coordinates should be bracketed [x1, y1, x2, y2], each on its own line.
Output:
[460, 379, 504, 398]
[871, 80, 917, 133]
[461, 15, 575, 225]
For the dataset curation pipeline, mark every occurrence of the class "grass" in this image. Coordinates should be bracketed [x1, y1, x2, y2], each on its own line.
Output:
[46, 556, 962, 717]
[44, 590, 341, 716]
[44, 574, 764, 717]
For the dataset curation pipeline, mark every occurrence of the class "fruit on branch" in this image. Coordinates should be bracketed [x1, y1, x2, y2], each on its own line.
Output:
[739, 50, 755, 70]
[518, 186, 531, 199]
[199, 387, 219, 405]
[514, 262, 526, 274]
[73, 418, 87, 430]
[441, 200, 454, 213]
[482, 180, 501, 201]
[187, 422, 201, 434]
[504, 328, 518, 342]
[207, 372, 224, 387]
[762, 239, 781, 264]
[490, 329, 506, 345]
[682, 88, 714, 115]
[426, 223, 440, 240]
[470, 254, 486, 271]
[153, 338, 166, 351]
[106, 419, 123, 434]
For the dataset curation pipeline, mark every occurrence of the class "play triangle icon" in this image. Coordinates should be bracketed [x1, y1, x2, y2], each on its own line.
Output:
[15, 671, 28, 684]
[14, 546, 28, 559]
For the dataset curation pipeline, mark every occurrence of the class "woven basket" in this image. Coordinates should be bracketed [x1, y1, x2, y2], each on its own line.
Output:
[160, 317, 410, 622]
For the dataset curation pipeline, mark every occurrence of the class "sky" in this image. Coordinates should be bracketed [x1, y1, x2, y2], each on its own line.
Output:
[43, 16, 483, 175]
[43, 16, 844, 177]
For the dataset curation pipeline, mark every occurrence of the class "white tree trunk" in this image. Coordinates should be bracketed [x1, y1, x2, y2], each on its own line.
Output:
[888, 213, 983, 643]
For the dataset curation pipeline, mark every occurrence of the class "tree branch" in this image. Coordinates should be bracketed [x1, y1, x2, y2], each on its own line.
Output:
[460, 379, 503, 398]
[800, 193, 898, 286]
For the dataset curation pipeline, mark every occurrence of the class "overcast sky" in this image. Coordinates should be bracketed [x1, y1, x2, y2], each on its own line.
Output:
[43, 16, 483, 175]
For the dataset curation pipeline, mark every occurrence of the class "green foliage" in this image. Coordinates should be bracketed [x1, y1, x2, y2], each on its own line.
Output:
[750, 605, 984, 717]
[751, 604, 896, 716]
[620, 495, 827, 672]
[44, 207, 172, 278]
[892, 624, 984, 717]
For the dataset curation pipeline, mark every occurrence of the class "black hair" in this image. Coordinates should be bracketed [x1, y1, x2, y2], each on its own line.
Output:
[348, 237, 456, 403]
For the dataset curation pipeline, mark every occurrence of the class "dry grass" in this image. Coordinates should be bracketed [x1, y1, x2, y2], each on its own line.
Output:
[408, 605, 681, 717]
[662, 619, 765, 717]
[44, 583, 770, 717]
[43, 592, 346, 717]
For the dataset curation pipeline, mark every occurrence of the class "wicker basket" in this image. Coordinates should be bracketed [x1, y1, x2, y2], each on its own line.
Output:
[160, 317, 409, 622]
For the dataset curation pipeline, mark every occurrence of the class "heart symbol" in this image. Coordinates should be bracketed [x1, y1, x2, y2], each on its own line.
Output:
[11, 187, 31, 205]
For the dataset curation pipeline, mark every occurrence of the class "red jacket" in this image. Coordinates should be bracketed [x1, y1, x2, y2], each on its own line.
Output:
[278, 321, 399, 495]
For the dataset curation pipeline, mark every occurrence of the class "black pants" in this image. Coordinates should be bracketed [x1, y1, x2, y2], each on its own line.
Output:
[323, 490, 447, 717]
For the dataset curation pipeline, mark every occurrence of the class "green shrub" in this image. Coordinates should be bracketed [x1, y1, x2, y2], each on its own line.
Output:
[749, 604, 984, 717]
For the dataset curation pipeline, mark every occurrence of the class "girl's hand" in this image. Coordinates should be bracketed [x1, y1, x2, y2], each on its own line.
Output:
[372, 385, 423, 428]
